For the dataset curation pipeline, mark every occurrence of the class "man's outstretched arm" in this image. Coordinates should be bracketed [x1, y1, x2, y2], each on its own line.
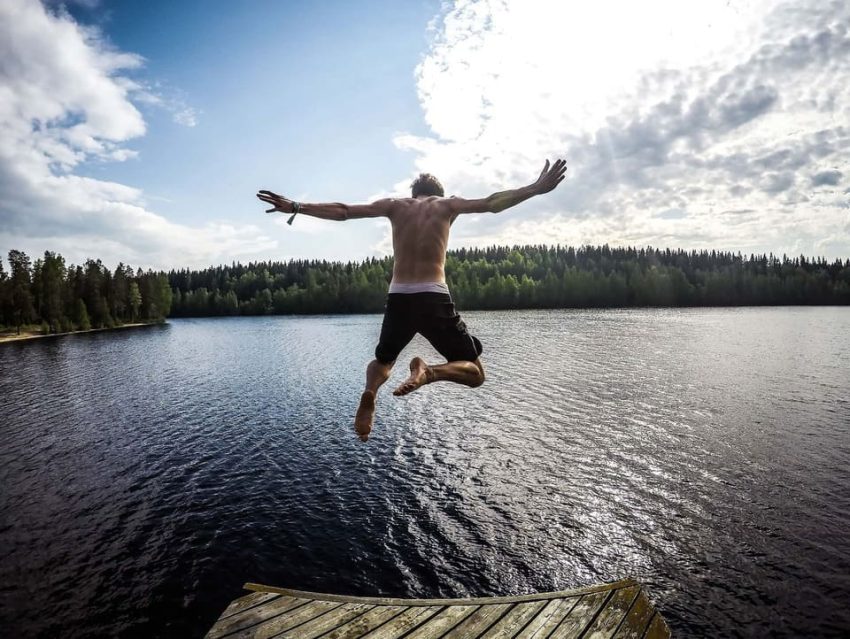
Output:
[257, 190, 394, 221]
[448, 158, 567, 215]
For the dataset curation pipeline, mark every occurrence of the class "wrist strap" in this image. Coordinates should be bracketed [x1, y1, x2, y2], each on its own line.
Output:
[287, 201, 300, 226]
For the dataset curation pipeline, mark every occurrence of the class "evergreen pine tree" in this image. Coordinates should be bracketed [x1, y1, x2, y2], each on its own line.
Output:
[8, 250, 35, 334]
[128, 282, 142, 322]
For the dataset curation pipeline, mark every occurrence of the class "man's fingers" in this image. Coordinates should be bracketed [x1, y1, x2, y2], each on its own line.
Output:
[258, 189, 293, 213]
[539, 158, 567, 180]
[544, 161, 566, 183]
[536, 159, 567, 191]
[258, 193, 284, 212]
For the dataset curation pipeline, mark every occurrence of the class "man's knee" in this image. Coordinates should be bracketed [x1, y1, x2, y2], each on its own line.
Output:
[368, 358, 393, 376]
[470, 361, 485, 387]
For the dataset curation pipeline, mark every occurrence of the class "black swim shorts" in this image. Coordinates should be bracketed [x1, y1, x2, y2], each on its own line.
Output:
[374, 292, 483, 364]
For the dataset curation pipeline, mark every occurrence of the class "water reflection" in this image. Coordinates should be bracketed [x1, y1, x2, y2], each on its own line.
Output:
[1, 308, 849, 637]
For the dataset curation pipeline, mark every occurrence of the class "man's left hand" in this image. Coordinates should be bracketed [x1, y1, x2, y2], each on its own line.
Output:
[257, 190, 295, 214]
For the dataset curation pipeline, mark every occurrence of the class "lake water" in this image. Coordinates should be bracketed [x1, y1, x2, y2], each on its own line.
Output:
[1, 308, 849, 638]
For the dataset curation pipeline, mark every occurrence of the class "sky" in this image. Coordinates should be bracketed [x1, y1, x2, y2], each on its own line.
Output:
[1, 0, 848, 271]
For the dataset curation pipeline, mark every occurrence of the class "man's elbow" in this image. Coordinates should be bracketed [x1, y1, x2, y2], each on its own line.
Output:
[487, 196, 506, 214]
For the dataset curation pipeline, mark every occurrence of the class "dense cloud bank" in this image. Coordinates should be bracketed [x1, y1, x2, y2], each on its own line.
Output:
[394, 0, 850, 259]
[0, 0, 273, 268]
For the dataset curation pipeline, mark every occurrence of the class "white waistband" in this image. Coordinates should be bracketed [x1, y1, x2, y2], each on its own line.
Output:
[388, 281, 450, 294]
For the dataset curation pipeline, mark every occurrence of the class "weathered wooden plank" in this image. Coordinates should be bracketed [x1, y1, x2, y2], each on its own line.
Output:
[550, 591, 610, 637]
[641, 612, 671, 639]
[515, 597, 580, 639]
[205, 596, 307, 639]
[207, 580, 671, 639]
[229, 600, 342, 639]
[277, 603, 373, 639]
[580, 586, 640, 639]
[404, 605, 479, 639]
[319, 605, 406, 639]
[219, 591, 280, 620]
[359, 606, 443, 639]
[242, 580, 638, 607]
[479, 601, 548, 639]
[611, 590, 655, 639]
[442, 603, 512, 638]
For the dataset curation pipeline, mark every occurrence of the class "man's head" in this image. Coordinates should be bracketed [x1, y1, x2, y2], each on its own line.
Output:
[411, 173, 444, 198]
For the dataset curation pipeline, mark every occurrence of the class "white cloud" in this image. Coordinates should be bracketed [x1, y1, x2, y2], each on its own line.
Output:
[399, 0, 850, 258]
[129, 80, 201, 128]
[172, 106, 199, 128]
[0, 0, 268, 269]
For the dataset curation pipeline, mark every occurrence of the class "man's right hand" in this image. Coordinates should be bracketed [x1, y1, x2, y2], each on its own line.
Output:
[533, 158, 567, 194]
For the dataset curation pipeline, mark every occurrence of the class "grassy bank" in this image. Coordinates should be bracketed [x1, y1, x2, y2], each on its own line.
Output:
[0, 320, 164, 344]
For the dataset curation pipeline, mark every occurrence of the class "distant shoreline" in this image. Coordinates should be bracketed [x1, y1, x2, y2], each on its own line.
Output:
[0, 321, 164, 344]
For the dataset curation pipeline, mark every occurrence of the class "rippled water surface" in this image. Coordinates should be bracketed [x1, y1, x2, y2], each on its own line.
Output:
[1, 308, 849, 637]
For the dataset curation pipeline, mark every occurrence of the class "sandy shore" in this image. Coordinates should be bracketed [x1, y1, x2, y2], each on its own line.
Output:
[0, 321, 163, 344]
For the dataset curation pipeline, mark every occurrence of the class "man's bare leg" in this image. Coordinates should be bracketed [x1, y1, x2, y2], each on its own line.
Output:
[393, 356, 485, 396]
[354, 359, 393, 441]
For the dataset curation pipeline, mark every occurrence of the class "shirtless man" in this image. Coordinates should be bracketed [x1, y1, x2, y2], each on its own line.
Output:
[257, 158, 567, 441]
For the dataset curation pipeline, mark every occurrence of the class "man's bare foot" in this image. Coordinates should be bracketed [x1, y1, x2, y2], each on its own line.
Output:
[393, 357, 432, 396]
[354, 391, 375, 441]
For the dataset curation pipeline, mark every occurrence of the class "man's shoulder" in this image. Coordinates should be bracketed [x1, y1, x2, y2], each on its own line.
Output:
[411, 195, 454, 207]
[387, 196, 451, 210]
[394, 196, 443, 202]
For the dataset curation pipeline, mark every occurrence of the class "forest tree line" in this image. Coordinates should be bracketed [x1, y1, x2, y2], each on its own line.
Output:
[0, 250, 172, 334]
[166, 245, 850, 316]
[3, 245, 848, 331]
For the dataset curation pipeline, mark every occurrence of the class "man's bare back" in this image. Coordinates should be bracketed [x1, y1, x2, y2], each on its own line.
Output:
[386, 196, 453, 284]
[257, 159, 567, 441]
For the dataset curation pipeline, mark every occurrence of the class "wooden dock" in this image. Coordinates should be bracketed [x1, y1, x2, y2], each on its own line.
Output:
[205, 578, 670, 638]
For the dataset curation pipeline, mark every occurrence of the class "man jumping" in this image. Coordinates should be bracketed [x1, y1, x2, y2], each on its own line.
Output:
[257, 158, 567, 441]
